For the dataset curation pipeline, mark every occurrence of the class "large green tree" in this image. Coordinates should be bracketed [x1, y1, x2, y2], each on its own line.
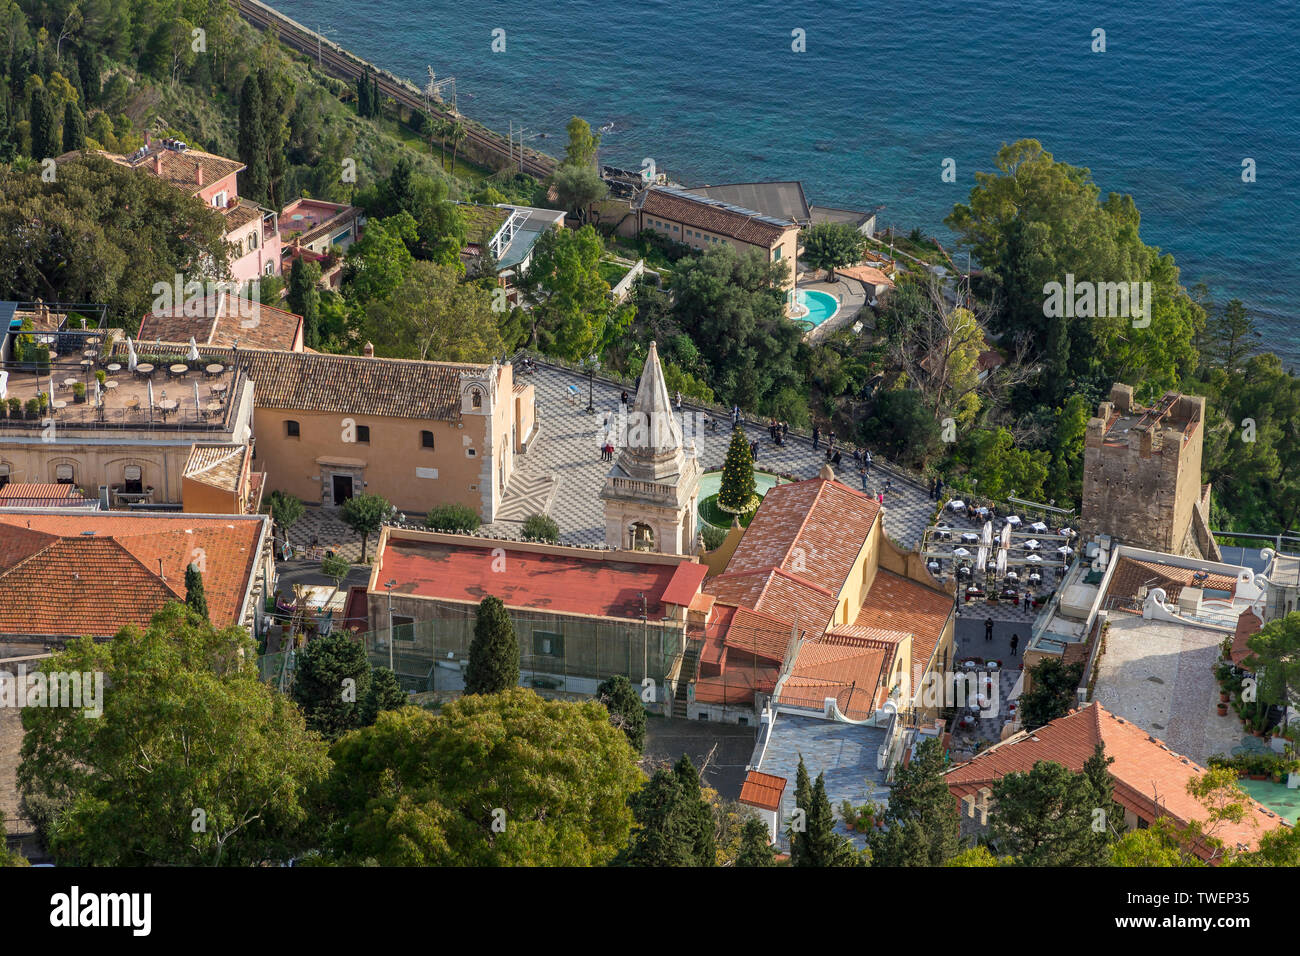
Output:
[736, 816, 776, 866]
[184, 563, 209, 620]
[322, 690, 641, 865]
[1018, 658, 1084, 730]
[521, 224, 630, 360]
[292, 631, 373, 740]
[463, 595, 520, 695]
[362, 260, 504, 362]
[717, 425, 758, 514]
[621, 755, 715, 867]
[1244, 611, 1300, 734]
[18, 603, 330, 865]
[801, 221, 864, 282]
[988, 759, 1111, 866]
[867, 737, 960, 865]
[339, 493, 391, 563]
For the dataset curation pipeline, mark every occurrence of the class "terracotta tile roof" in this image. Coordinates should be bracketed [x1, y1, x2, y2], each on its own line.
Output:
[183, 444, 248, 493]
[836, 264, 895, 289]
[222, 197, 262, 230]
[1231, 608, 1263, 667]
[641, 186, 794, 246]
[780, 639, 888, 719]
[110, 342, 486, 421]
[0, 512, 266, 635]
[739, 770, 787, 812]
[722, 606, 798, 663]
[692, 664, 779, 705]
[858, 570, 952, 670]
[705, 477, 880, 635]
[0, 484, 91, 504]
[1107, 557, 1239, 606]
[139, 293, 303, 352]
[128, 146, 245, 194]
[944, 703, 1287, 860]
[660, 562, 709, 607]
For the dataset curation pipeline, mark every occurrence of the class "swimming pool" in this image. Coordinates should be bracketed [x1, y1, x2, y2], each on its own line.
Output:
[792, 289, 840, 327]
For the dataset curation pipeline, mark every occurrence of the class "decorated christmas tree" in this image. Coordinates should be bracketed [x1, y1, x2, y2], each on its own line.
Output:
[718, 427, 759, 513]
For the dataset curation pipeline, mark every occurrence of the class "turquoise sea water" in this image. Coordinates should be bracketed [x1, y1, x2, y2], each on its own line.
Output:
[272, 0, 1300, 360]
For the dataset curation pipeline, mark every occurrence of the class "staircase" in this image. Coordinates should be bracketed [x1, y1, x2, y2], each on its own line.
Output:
[673, 642, 701, 718]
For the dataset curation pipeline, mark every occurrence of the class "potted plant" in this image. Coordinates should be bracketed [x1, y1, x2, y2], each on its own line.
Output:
[1217, 701, 1229, 716]
[24, 398, 39, 419]
[73, 382, 86, 403]
[6, 398, 18, 419]
[95, 369, 106, 386]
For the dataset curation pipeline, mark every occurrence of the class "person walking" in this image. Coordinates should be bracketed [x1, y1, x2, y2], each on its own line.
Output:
[750, 440, 759, 461]
[853, 447, 862, 468]
[858, 464, 868, 492]
[984, 616, 994, 642]
[674, 390, 682, 411]
[620, 390, 629, 407]
[812, 425, 821, 451]
[731, 405, 740, 429]
[1009, 633, 1020, 656]
[781, 421, 789, 440]
[863, 449, 872, 477]
[877, 490, 884, 504]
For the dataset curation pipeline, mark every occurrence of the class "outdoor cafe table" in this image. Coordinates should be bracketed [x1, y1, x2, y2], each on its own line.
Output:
[79, 360, 92, 371]
[169, 364, 189, 378]
[210, 382, 228, 396]
[204, 401, 223, 416]
[157, 399, 178, 417]
[51, 400, 66, 410]
[135, 363, 155, 378]
[205, 363, 224, 377]
[106, 363, 121, 374]
[62, 378, 77, 388]
[103, 380, 118, 391]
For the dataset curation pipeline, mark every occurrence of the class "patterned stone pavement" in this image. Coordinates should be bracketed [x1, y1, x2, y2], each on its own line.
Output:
[484, 364, 938, 549]
[275, 364, 938, 561]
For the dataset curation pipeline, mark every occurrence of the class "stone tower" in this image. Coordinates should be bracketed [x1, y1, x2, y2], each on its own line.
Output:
[601, 341, 701, 553]
[1080, 383, 1219, 560]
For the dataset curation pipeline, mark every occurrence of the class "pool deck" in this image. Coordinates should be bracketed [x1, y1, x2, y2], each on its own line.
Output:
[796, 274, 868, 343]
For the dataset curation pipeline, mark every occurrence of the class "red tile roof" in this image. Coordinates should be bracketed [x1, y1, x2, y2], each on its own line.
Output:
[139, 293, 303, 352]
[739, 771, 787, 812]
[661, 562, 709, 607]
[859, 570, 952, 671]
[376, 536, 695, 620]
[780, 639, 888, 719]
[705, 477, 880, 636]
[1107, 557, 1239, 607]
[722, 606, 798, 663]
[945, 703, 1287, 860]
[1231, 608, 1263, 667]
[641, 187, 794, 246]
[0, 484, 92, 504]
[0, 512, 266, 636]
[692, 664, 779, 705]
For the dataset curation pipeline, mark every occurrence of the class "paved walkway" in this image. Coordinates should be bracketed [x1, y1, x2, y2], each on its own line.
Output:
[799, 275, 868, 343]
[485, 364, 936, 549]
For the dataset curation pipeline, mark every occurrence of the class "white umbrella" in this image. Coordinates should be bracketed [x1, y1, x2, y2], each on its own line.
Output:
[982, 520, 993, 547]
[187, 336, 201, 362]
[127, 337, 138, 371]
[953, 547, 971, 557]
[147, 378, 155, 420]
[1000, 523, 1012, 549]
[193, 380, 201, 418]
[996, 548, 1007, 576]
[93, 378, 102, 406]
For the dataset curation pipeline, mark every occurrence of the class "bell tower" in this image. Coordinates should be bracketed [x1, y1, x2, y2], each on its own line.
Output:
[600, 341, 700, 553]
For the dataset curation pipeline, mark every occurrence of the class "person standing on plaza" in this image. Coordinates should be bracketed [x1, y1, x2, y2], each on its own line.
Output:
[859, 463, 868, 492]
[813, 424, 821, 451]
[674, 390, 682, 411]
[1010, 633, 1020, 656]
[984, 616, 994, 642]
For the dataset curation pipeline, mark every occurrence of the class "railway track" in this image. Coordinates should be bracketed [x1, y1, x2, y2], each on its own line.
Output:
[232, 0, 557, 180]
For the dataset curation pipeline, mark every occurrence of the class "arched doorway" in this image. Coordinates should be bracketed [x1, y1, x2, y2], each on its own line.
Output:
[629, 521, 655, 551]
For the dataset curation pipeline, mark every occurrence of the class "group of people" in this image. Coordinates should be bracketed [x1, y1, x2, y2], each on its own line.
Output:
[767, 419, 789, 445]
[928, 475, 945, 501]
[982, 617, 1021, 656]
[599, 440, 615, 462]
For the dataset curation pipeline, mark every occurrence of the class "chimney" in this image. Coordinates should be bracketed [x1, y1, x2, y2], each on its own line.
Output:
[363, 342, 375, 357]
[154, 153, 163, 175]
[196, 163, 204, 188]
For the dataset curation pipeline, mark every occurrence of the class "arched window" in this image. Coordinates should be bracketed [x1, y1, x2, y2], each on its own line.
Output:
[55, 463, 74, 485]
[233, 240, 244, 258]
[421, 430, 435, 449]
[124, 464, 142, 494]
[249, 230, 259, 251]
[471, 389, 483, 410]
[0, 464, 8, 489]
[629, 522, 654, 551]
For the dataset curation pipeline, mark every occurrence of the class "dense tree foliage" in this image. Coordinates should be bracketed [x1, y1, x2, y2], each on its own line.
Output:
[1018, 658, 1085, 730]
[595, 675, 647, 752]
[321, 690, 641, 865]
[867, 738, 960, 865]
[988, 758, 1112, 866]
[18, 603, 330, 865]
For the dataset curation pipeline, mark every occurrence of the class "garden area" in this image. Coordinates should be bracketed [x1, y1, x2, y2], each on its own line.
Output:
[696, 430, 789, 536]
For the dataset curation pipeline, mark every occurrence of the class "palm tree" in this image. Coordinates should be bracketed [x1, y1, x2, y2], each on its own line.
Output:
[448, 120, 466, 176]
[433, 116, 450, 170]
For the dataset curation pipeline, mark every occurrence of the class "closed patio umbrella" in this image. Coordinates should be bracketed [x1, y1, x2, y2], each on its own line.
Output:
[187, 336, 201, 362]
[127, 337, 138, 371]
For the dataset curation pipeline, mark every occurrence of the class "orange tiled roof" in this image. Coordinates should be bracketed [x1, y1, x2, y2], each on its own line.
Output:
[1231, 608, 1263, 667]
[836, 264, 895, 289]
[111, 342, 487, 421]
[0, 484, 90, 503]
[780, 639, 888, 719]
[722, 606, 798, 663]
[641, 187, 794, 246]
[858, 570, 952, 671]
[944, 703, 1287, 860]
[1107, 557, 1239, 607]
[139, 293, 303, 352]
[739, 770, 787, 812]
[0, 512, 266, 635]
[183, 444, 249, 493]
[705, 477, 880, 636]
[127, 146, 245, 194]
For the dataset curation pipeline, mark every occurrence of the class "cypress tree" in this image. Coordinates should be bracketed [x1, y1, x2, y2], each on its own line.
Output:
[236, 75, 269, 203]
[736, 817, 776, 866]
[184, 564, 209, 620]
[788, 755, 812, 865]
[356, 74, 369, 116]
[622, 766, 695, 866]
[463, 596, 519, 695]
[595, 674, 646, 751]
[287, 257, 322, 349]
[62, 100, 85, 152]
[673, 755, 716, 866]
[28, 85, 56, 159]
[77, 45, 100, 107]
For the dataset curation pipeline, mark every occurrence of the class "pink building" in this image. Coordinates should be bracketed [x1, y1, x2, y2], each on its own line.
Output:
[82, 134, 282, 289]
